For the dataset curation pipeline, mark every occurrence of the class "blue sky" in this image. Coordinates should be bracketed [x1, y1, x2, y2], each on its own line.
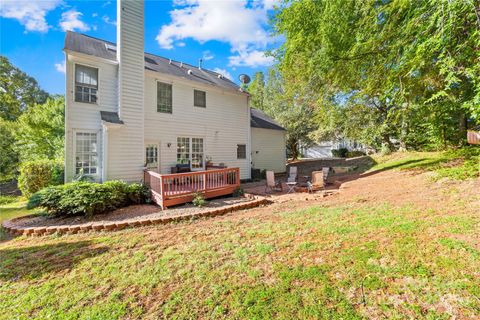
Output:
[0, 0, 279, 94]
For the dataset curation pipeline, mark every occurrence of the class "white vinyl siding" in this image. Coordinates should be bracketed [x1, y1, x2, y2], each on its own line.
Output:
[144, 72, 250, 179]
[251, 127, 286, 173]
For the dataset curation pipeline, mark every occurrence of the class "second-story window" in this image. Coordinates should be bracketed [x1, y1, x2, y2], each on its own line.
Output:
[75, 64, 98, 103]
[157, 82, 172, 113]
[194, 89, 206, 108]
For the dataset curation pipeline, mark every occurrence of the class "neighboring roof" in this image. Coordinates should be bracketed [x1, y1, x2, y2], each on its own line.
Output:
[100, 111, 124, 124]
[250, 108, 286, 131]
[64, 31, 245, 95]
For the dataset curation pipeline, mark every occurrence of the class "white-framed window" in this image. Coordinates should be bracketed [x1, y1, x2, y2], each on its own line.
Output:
[145, 144, 158, 169]
[237, 144, 246, 159]
[176, 137, 204, 169]
[75, 64, 98, 103]
[157, 82, 172, 113]
[75, 132, 98, 175]
[194, 89, 206, 108]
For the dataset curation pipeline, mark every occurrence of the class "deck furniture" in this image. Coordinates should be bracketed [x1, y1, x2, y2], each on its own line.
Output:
[171, 163, 191, 174]
[467, 129, 480, 145]
[288, 166, 298, 182]
[265, 170, 283, 193]
[307, 171, 324, 193]
[286, 181, 297, 193]
[144, 167, 240, 209]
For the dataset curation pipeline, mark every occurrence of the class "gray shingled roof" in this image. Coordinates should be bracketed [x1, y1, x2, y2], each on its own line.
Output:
[64, 31, 245, 94]
[250, 108, 286, 131]
[100, 111, 124, 124]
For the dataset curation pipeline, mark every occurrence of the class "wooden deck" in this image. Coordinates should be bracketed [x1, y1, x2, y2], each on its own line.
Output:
[144, 168, 240, 209]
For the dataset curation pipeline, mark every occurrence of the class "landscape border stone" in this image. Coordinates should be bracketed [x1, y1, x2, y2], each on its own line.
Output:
[2, 196, 270, 237]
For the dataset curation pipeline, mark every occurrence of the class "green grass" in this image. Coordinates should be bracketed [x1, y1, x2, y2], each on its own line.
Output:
[370, 147, 480, 180]
[0, 195, 19, 206]
[0, 200, 43, 241]
[0, 151, 478, 318]
[0, 201, 478, 319]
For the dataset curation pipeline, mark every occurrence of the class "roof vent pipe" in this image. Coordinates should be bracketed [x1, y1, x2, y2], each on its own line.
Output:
[217, 74, 223, 79]
[198, 58, 203, 69]
[187, 69, 193, 75]
[169, 59, 172, 64]
[180, 62, 183, 68]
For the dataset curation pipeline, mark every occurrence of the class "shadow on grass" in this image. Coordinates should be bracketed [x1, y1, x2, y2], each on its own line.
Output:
[0, 240, 109, 281]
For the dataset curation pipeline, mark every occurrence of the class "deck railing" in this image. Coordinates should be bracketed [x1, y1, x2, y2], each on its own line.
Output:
[144, 167, 240, 209]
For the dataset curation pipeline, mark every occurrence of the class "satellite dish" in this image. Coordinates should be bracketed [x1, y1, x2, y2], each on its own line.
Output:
[238, 74, 251, 84]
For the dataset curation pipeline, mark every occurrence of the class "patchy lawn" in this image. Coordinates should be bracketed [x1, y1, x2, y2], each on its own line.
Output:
[0, 152, 479, 319]
[371, 147, 480, 180]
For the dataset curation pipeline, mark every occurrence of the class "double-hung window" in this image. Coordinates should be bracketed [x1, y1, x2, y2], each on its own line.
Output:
[237, 144, 247, 159]
[194, 90, 206, 108]
[177, 137, 204, 169]
[157, 82, 172, 113]
[75, 132, 98, 175]
[75, 64, 98, 103]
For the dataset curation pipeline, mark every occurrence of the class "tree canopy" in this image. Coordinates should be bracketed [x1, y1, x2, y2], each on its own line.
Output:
[272, 0, 480, 151]
[0, 56, 49, 121]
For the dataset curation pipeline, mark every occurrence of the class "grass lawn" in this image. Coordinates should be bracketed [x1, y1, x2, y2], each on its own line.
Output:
[0, 151, 479, 319]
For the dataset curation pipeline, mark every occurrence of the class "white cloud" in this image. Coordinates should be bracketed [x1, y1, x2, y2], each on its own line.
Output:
[59, 10, 90, 32]
[213, 68, 232, 80]
[0, 0, 61, 33]
[229, 49, 274, 67]
[156, 0, 271, 51]
[55, 61, 66, 74]
[102, 15, 116, 26]
[202, 50, 214, 61]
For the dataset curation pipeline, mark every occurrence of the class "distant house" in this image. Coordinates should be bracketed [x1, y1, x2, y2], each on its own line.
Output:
[301, 139, 368, 158]
[63, 0, 286, 186]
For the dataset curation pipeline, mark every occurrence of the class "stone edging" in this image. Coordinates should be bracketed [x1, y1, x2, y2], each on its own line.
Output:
[2, 196, 270, 237]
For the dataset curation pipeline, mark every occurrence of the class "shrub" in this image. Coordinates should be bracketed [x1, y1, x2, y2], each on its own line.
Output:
[192, 192, 206, 207]
[27, 181, 148, 216]
[18, 159, 64, 197]
[233, 187, 245, 197]
[346, 151, 366, 158]
[0, 195, 19, 206]
[331, 148, 348, 158]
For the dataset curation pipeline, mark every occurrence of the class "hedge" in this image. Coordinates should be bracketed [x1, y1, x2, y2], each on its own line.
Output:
[18, 159, 64, 197]
[27, 181, 149, 216]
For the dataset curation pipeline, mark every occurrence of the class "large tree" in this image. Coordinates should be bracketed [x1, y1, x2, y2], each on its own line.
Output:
[273, 0, 480, 151]
[0, 56, 49, 121]
[249, 69, 315, 159]
[13, 96, 65, 162]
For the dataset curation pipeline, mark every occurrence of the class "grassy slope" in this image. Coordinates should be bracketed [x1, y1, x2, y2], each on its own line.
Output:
[0, 151, 479, 319]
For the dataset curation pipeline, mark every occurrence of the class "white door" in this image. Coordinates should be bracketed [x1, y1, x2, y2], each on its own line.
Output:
[145, 143, 159, 172]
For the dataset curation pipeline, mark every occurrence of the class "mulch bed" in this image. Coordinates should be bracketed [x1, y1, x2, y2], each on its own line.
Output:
[3, 195, 270, 237]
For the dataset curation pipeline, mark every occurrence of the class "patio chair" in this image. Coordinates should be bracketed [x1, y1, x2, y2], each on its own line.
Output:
[287, 166, 298, 182]
[307, 171, 324, 193]
[265, 170, 283, 193]
[322, 167, 330, 184]
[286, 166, 298, 193]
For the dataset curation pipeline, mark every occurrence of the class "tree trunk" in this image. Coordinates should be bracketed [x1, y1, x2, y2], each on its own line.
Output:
[458, 112, 468, 146]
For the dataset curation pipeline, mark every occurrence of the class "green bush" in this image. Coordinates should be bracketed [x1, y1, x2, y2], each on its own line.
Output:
[346, 151, 366, 158]
[27, 181, 148, 216]
[332, 148, 348, 158]
[192, 192, 206, 207]
[18, 159, 64, 197]
[0, 195, 19, 206]
[233, 187, 245, 197]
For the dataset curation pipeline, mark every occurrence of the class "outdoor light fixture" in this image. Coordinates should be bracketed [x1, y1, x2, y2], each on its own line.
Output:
[167, 142, 172, 148]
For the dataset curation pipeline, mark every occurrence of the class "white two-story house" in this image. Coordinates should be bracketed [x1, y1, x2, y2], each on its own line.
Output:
[64, 0, 285, 185]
